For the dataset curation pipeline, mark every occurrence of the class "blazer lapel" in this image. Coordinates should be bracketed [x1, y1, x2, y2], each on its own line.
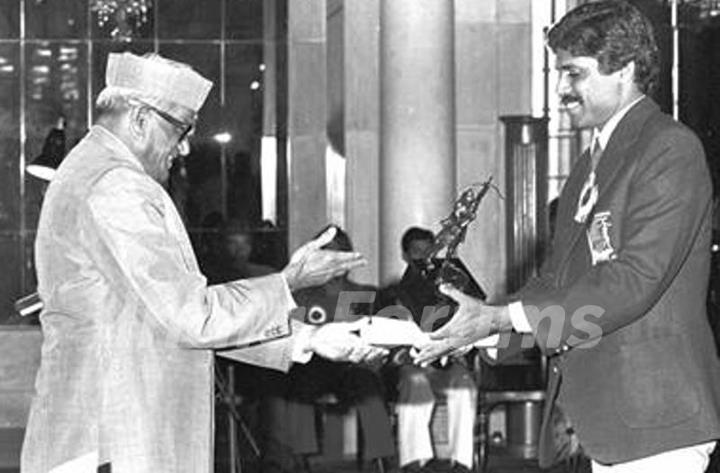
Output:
[555, 97, 659, 275]
[594, 98, 658, 197]
[555, 150, 592, 274]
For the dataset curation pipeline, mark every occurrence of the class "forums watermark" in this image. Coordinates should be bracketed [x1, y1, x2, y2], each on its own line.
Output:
[291, 290, 605, 350]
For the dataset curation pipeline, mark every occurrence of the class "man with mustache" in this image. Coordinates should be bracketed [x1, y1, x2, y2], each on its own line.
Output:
[416, 1, 720, 472]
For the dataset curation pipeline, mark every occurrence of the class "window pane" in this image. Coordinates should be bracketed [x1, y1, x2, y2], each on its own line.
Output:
[90, 3, 154, 40]
[158, 0, 221, 39]
[0, 1, 19, 38]
[25, 43, 88, 150]
[225, 43, 264, 146]
[24, 42, 88, 237]
[26, 0, 87, 39]
[226, 0, 264, 41]
[0, 43, 21, 323]
[225, 42, 264, 225]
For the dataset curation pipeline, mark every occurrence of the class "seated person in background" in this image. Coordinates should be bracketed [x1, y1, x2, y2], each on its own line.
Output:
[198, 214, 275, 283]
[381, 227, 481, 473]
[281, 226, 396, 466]
[220, 218, 276, 278]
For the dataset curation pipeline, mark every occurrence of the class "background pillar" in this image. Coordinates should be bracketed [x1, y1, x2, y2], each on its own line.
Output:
[379, 0, 456, 283]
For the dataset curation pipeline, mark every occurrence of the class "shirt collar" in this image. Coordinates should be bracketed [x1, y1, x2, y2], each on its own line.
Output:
[592, 95, 645, 150]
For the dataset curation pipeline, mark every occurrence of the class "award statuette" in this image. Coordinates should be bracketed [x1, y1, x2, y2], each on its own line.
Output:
[376, 178, 495, 364]
[417, 176, 496, 294]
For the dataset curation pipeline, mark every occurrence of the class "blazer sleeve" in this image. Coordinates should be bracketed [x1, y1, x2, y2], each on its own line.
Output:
[519, 126, 712, 353]
[85, 167, 296, 364]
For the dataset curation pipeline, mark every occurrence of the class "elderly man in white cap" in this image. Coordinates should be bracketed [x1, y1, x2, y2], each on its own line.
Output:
[21, 52, 383, 473]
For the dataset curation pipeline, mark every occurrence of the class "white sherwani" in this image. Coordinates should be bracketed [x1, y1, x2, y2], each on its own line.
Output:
[22, 126, 297, 473]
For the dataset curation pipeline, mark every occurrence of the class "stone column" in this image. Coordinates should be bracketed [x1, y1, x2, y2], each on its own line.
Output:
[344, 0, 381, 284]
[379, 0, 456, 283]
[286, 0, 327, 251]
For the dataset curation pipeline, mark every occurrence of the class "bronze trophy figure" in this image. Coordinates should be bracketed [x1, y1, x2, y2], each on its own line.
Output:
[417, 176, 496, 296]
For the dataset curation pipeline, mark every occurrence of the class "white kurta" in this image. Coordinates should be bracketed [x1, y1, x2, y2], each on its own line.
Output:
[22, 126, 297, 473]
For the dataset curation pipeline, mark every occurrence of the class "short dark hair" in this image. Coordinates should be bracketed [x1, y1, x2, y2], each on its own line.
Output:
[546, 0, 659, 95]
[401, 226, 434, 253]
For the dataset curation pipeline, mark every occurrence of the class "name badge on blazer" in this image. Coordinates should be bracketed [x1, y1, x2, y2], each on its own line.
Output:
[587, 210, 616, 265]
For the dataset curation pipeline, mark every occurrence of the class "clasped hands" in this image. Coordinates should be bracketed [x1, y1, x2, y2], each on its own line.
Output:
[299, 283, 513, 365]
[281, 228, 512, 365]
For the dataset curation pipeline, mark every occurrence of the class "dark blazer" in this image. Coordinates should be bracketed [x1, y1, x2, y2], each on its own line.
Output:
[515, 98, 720, 466]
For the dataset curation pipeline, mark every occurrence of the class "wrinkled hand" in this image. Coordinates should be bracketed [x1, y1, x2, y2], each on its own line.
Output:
[310, 318, 388, 363]
[282, 227, 367, 291]
[413, 284, 511, 366]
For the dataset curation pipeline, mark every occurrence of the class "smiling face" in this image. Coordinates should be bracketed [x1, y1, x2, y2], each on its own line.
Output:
[555, 49, 635, 131]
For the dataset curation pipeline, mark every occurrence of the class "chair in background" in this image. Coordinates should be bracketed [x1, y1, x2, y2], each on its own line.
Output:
[472, 350, 546, 473]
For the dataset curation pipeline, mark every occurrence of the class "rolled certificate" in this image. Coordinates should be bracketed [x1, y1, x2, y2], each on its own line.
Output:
[358, 316, 431, 347]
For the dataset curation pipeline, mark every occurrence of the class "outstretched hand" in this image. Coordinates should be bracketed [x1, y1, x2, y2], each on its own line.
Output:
[310, 318, 388, 363]
[282, 227, 367, 291]
[413, 284, 511, 366]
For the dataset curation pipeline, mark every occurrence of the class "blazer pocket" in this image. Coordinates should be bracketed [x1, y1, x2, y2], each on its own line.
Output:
[616, 335, 699, 428]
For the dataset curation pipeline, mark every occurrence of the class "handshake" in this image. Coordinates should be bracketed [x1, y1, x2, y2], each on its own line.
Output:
[282, 226, 512, 366]
[300, 285, 510, 366]
[296, 318, 389, 364]
[295, 316, 431, 365]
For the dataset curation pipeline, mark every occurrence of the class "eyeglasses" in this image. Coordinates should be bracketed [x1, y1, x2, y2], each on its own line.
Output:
[137, 101, 194, 145]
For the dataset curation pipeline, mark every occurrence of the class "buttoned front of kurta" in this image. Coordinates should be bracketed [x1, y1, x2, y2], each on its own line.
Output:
[22, 126, 297, 473]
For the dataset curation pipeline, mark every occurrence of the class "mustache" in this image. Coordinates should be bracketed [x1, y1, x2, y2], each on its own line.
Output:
[560, 95, 582, 105]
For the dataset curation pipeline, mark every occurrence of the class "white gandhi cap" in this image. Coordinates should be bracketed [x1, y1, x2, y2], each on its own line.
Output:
[102, 52, 214, 124]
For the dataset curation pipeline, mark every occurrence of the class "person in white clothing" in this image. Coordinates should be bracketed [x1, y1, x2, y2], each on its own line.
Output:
[385, 227, 479, 473]
[21, 51, 384, 473]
